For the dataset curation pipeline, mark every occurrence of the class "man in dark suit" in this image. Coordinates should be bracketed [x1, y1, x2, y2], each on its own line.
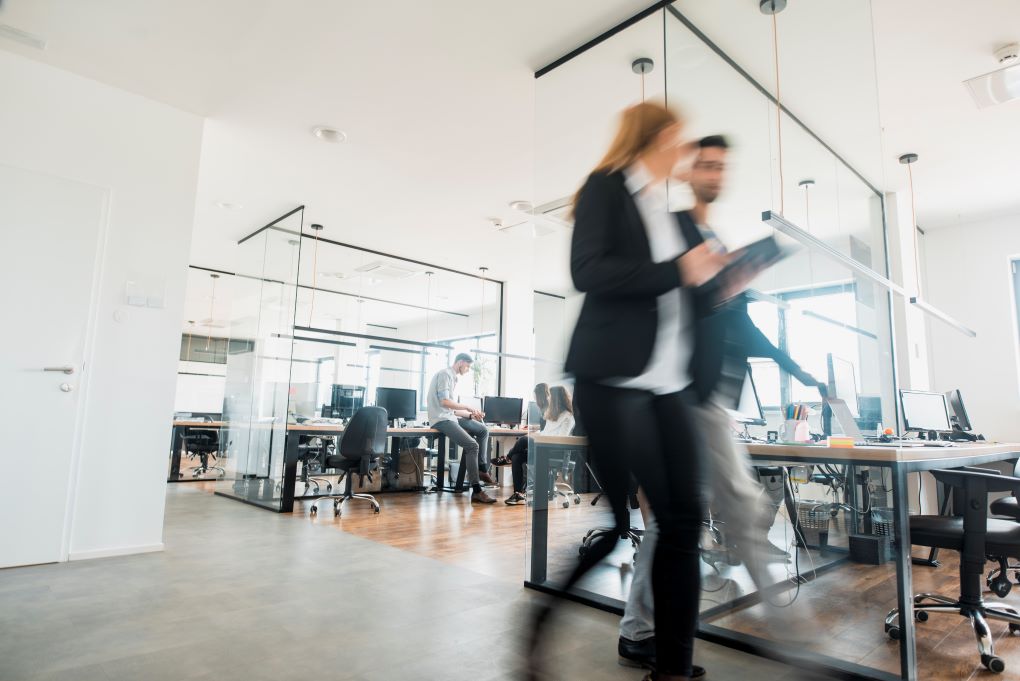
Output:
[618, 136, 824, 671]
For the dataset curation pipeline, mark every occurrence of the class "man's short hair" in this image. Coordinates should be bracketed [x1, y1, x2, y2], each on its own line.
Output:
[699, 134, 730, 150]
[454, 353, 474, 364]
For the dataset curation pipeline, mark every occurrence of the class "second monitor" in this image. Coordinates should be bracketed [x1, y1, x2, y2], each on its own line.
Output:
[482, 396, 523, 427]
[375, 387, 418, 422]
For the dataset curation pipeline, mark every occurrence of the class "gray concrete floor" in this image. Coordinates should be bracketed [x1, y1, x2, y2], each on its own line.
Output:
[0, 485, 832, 681]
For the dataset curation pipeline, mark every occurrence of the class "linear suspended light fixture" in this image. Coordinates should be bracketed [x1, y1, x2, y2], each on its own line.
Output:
[909, 298, 977, 338]
[762, 210, 907, 296]
[762, 210, 977, 337]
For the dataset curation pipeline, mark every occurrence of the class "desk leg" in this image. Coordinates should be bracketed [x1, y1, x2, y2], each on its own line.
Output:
[848, 465, 860, 533]
[892, 464, 918, 681]
[281, 434, 299, 513]
[435, 434, 447, 493]
[386, 436, 400, 490]
[170, 426, 184, 480]
[529, 443, 550, 584]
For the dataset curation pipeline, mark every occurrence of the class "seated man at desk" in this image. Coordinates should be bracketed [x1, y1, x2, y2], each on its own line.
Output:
[427, 353, 497, 503]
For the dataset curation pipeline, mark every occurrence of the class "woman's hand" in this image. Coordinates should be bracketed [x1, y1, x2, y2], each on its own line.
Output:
[677, 243, 729, 287]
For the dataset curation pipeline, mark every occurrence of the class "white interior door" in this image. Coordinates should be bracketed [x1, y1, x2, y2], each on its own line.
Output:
[0, 165, 106, 568]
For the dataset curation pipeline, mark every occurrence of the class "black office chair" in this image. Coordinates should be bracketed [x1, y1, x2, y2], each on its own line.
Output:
[309, 407, 388, 518]
[987, 460, 1020, 597]
[297, 435, 334, 494]
[579, 467, 643, 560]
[884, 468, 1020, 673]
[183, 428, 224, 478]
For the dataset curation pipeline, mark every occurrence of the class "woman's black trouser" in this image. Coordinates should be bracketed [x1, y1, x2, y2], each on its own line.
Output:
[563, 381, 704, 678]
[507, 436, 531, 493]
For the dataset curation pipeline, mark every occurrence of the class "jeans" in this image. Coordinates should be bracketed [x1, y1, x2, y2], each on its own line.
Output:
[433, 418, 489, 486]
[620, 516, 657, 641]
[507, 436, 532, 493]
[565, 382, 704, 678]
[621, 402, 789, 642]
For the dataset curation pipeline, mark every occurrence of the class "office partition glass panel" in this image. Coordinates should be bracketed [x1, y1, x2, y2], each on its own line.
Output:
[216, 209, 302, 510]
[527, 5, 918, 680]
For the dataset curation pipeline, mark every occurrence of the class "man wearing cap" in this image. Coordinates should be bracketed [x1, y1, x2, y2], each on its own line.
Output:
[426, 353, 497, 503]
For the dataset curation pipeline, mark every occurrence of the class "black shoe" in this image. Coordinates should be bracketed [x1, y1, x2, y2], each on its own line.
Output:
[618, 637, 705, 677]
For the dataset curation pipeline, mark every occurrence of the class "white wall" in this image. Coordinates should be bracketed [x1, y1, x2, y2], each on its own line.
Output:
[0, 52, 204, 560]
[923, 213, 1020, 441]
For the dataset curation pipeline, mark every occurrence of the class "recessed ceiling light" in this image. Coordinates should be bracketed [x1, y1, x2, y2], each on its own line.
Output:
[215, 201, 243, 210]
[0, 24, 47, 50]
[508, 200, 533, 212]
[312, 126, 347, 144]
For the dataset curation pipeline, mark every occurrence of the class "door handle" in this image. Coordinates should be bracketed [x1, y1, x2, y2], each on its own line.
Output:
[44, 366, 76, 375]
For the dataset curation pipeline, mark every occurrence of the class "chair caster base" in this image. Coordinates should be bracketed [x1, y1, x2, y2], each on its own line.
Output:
[982, 654, 1006, 673]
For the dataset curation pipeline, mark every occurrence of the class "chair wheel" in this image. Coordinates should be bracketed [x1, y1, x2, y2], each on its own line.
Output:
[887, 625, 900, 640]
[562, 501, 570, 508]
[990, 575, 1013, 598]
[915, 611, 928, 622]
[374, 507, 380, 514]
[310, 506, 317, 516]
[574, 497, 581, 505]
[1010, 623, 1020, 634]
[982, 654, 1005, 673]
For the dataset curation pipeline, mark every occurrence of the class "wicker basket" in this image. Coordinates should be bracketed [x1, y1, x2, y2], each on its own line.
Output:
[796, 500, 832, 547]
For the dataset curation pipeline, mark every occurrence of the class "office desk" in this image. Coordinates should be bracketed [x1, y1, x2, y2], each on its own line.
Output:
[279, 425, 442, 512]
[526, 436, 1020, 681]
[169, 420, 226, 482]
[279, 425, 529, 509]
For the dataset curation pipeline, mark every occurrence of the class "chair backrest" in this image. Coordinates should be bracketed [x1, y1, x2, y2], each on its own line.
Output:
[339, 406, 388, 461]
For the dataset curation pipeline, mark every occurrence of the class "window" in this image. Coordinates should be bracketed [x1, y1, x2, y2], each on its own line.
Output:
[743, 284, 859, 409]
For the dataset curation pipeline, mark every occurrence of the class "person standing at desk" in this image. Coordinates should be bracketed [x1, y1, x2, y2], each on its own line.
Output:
[526, 102, 731, 681]
[427, 353, 497, 504]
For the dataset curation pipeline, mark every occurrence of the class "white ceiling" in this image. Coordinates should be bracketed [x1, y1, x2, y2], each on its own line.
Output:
[1, 0, 1017, 302]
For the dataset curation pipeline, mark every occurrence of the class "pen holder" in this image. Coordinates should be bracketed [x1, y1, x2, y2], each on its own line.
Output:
[783, 419, 811, 443]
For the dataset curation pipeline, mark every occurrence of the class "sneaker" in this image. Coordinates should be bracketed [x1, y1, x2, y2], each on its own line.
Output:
[471, 490, 497, 504]
[478, 471, 497, 485]
[505, 492, 526, 506]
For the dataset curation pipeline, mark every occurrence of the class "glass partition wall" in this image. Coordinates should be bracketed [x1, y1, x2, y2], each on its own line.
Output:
[526, 3, 925, 680]
[212, 207, 504, 510]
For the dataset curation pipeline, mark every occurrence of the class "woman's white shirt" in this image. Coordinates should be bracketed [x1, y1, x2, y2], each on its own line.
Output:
[542, 412, 575, 436]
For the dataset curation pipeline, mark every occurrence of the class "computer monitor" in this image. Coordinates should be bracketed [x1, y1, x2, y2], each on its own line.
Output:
[375, 387, 417, 421]
[827, 354, 860, 418]
[482, 396, 524, 426]
[944, 389, 973, 431]
[727, 365, 766, 426]
[527, 401, 543, 426]
[330, 384, 365, 419]
[900, 389, 952, 433]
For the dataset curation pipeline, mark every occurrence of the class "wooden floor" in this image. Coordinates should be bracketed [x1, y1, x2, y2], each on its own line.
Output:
[194, 481, 1020, 680]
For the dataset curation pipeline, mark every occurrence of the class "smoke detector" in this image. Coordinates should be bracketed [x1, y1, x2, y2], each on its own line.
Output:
[995, 43, 1019, 66]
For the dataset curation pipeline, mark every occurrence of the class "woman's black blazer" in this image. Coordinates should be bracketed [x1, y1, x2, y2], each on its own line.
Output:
[564, 170, 690, 381]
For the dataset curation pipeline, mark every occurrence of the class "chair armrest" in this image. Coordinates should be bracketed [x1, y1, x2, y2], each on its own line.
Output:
[931, 468, 1020, 495]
